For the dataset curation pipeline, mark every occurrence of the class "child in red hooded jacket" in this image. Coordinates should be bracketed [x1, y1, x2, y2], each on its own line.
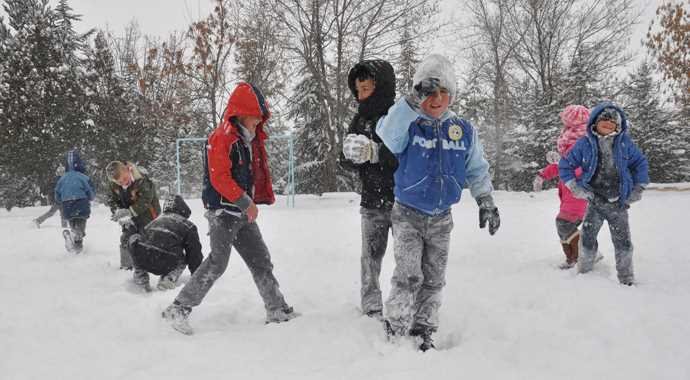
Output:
[162, 82, 295, 335]
[533, 105, 590, 269]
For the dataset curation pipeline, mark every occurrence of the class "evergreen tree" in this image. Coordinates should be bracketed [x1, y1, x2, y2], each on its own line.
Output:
[396, 17, 419, 96]
[622, 61, 689, 183]
[82, 30, 144, 189]
[0, 0, 90, 208]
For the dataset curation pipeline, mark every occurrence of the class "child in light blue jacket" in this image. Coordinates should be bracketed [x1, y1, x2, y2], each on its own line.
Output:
[376, 54, 500, 351]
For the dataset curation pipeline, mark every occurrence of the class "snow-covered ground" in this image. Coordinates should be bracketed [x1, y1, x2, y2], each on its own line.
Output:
[2, 188, 689, 380]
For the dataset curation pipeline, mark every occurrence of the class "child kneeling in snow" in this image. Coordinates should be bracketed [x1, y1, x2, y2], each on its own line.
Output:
[127, 195, 203, 292]
[533, 105, 590, 269]
[105, 160, 161, 272]
[559, 102, 649, 285]
[55, 149, 95, 253]
[376, 54, 500, 351]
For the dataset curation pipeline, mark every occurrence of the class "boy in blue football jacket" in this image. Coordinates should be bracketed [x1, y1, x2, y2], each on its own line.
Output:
[559, 102, 649, 286]
[376, 54, 500, 351]
[55, 149, 95, 253]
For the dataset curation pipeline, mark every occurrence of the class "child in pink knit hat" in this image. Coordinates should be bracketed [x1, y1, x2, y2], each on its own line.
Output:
[533, 105, 590, 269]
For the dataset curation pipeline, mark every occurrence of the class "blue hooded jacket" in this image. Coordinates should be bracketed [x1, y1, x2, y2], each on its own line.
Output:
[55, 150, 95, 219]
[376, 97, 493, 215]
[558, 102, 649, 206]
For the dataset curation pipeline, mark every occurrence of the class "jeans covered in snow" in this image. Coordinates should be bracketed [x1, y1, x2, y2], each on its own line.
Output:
[579, 198, 634, 283]
[385, 202, 453, 334]
[174, 211, 289, 314]
[360, 207, 392, 314]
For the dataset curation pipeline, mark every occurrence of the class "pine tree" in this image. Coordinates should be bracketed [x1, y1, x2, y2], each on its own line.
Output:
[622, 61, 689, 182]
[82, 30, 144, 188]
[234, 0, 291, 193]
[396, 17, 419, 96]
[0, 0, 90, 208]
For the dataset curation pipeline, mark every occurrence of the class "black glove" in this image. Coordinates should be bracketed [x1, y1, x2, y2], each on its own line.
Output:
[413, 77, 441, 100]
[477, 195, 500, 235]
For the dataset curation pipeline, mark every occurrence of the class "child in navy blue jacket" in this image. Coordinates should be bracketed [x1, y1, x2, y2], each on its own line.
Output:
[55, 149, 95, 253]
[376, 55, 500, 351]
[559, 102, 649, 285]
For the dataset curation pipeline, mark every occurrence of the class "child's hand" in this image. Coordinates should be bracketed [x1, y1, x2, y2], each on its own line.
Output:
[343, 134, 376, 164]
[532, 176, 544, 192]
[246, 201, 259, 223]
[112, 208, 133, 225]
[565, 180, 593, 200]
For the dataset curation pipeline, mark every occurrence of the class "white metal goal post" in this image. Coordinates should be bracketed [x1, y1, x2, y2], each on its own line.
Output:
[175, 135, 296, 207]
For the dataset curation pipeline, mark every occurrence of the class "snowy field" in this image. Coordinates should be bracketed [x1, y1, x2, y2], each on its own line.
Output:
[2, 187, 690, 380]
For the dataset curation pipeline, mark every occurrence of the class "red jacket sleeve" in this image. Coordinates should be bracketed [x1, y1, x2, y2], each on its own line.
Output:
[207, 130, 245, 202]
[539, 163, 559, 181]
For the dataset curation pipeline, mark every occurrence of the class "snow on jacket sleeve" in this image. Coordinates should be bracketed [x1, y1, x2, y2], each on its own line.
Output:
[559, 138, 586, 184]
[464, 126, 494, 199]
[539, 163, 560, 181]
[375, 97, 419, 154]
[625, 137, 650, 186]
[207, 130, 246, 203]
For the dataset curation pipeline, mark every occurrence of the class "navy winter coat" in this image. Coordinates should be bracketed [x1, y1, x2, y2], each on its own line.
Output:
[55, 150, 95, 219]
[559, 102, 650, 206]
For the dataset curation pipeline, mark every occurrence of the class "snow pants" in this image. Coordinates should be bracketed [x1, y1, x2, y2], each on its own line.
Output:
[360, 207, 392, 314]
[174, 210, 289, 314]
[579, 198, 634, 284]
[385, 202, 453, 334]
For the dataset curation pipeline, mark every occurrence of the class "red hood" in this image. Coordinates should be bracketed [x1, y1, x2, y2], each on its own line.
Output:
[221, 82, 271, 139]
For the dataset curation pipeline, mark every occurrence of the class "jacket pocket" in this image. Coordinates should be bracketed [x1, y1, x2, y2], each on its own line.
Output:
[402, 175, 431, 193]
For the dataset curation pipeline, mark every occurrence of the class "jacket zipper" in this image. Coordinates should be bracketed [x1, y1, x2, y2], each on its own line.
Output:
[437, 121, 443, 208]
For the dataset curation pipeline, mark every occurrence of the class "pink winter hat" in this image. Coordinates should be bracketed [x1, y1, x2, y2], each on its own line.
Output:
[557, 105, 590, 156]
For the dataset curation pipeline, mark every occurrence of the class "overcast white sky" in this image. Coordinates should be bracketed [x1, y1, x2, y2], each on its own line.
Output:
[2, 0, 659, 74]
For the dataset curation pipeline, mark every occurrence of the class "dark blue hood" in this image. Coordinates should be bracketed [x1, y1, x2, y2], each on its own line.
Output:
[586, 102, 628, 138]
[64, 149, 86, 173]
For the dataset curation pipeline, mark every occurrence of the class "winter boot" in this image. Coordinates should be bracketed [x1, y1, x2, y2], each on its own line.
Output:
[157, 265, 184, 291]
[265, 305, 297, 324]
[559, 231, 580, 270]
[162, 302, 193, 335]
[62, 229, 75, 253]
[383, 319, 397, 341]
[73, 239, 84, 254]
[157, 276, 176, 291]
[410, 324, 435, 352]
